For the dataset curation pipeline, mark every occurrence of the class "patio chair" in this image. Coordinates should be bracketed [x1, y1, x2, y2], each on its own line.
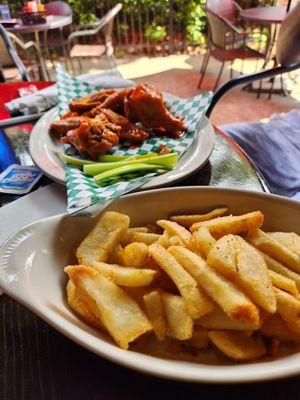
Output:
[67, 3, 122, 73]
[206, 2, 300, 197]
[198, 0, 264, 91]
[0, 23, 47, 81]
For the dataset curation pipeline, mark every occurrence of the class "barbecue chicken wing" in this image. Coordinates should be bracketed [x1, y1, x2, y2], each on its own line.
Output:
[124, 83, 185, 135]
[69, 89, 117, 113]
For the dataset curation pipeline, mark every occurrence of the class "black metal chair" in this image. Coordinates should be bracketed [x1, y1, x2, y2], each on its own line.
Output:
[206, 2, 300, 117]
[0, 23, 47, 81]
[206, 2, 300, 196]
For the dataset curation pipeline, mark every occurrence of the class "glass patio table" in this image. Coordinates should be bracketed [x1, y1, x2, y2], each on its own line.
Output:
[0, 81, 271, 400]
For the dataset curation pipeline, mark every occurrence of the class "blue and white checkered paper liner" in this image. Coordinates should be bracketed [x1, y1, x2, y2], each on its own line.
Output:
[56, 65, 212, 215]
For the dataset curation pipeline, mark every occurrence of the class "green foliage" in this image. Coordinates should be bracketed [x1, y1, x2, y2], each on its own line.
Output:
[145, 23, 167, 42]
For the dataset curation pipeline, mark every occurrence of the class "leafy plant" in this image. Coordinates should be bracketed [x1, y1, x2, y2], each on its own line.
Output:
[145, 23, 167, 42]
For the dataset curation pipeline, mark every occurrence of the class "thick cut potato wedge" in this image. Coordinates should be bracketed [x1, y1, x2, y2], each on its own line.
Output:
[190, 226, 216, 258]
[207, 235, 276, 313]
[270, 270, 298, 295]
[197, 306, 261, 331]
[109, 243, 125, 265]
[190, 211, 264, 236]
[149, 244, 214, 319]
[248, 229, 300, 273]
[143, 291, 166, 341]
[268, 232, 300, 257]
[123, 242, 148, 267]
[261, 314, 300, 343]
[66, 280, 105, 330]
[208, 330, 266, 361]
[65, 265, 152, 350]
[275, 287, 300, 334]
[168, 246, 259, 326]
[261, 251, 300, 290]
[161, 291, 193, 340]
[170, 207, 229, 227]
[156, 220, 191, 247]
[76, 211, 129, 266]
[92, 261, 158, 287]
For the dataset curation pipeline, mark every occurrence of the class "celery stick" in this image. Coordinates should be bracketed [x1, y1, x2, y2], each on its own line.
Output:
[94, 163, 163, 184]
[98, 153, 156, 163]
[84, 153, 178, 176]
[60, 153, 94, 167]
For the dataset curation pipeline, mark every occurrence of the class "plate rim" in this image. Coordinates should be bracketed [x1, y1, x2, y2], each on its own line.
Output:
[1, 186, 300, 384]
[29, 100, 215, 189]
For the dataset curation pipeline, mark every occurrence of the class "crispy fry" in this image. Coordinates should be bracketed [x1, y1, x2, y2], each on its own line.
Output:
[161, 291, 193, 340]
[149, 244, 214, 319]
[197, 306, 261, 331]
[190, 211, 264, 236]
[157, 220, 191, 247]
[275, 287, 300, 334]
[123, 242, 148, 267]
[143, 291, 166, 341]
[65, 265, 152, 349]
[208, 330, 266, 361]
[76, 211, 129, 266]
[261, 314, 300, 343]
[190, 226, 216, 257]
[168, 246, 259, 326]
[92, 261, 158, 287]
[248, 229, 300, 273]
[270, 270, 298, 295]
[207, 235, 276, 313]
[168, 235, 185, 247]
[131, 232, 161, 245]
[170, 207, 229, 227]
[260, 251, 300, 291]
[155, 230, 171, 248]
[268, 232, 300, 257]
[66, 280, 105, 330]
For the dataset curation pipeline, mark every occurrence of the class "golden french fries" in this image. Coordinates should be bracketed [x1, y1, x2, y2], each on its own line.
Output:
[157, 220, 191, 247]
[248, 229, 300, 273]
[170, 207, 229, 227]
[143, 291, 166, 341]
[168, 246, 259, 326]
[92, 261, 158, 287]
[208, 330, 266, 361]
[197, 306, 262, 331]
[207, 235, 276, 313]
[65, 265, 152, 349]
[123, 242, 148, 267]
[270, 270, 298, 295]
[161, 291, 193, 340]
[268, 232, 300, 256]
[77, 211, 129, 266]
[190, 226, 216, 257]
[149, 243, 214, 319]
[190, 211, 264, 236]
[65, 206, 300, 363]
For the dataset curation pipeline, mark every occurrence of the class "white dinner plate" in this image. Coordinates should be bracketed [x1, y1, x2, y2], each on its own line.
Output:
[1, 187, 300, 384]
[29, 94, 215, 187]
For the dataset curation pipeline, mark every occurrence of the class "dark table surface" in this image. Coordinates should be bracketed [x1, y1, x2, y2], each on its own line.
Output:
[0, 82, 279, 400]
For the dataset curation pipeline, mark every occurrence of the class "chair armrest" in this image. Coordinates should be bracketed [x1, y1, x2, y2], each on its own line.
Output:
[68, 20, 107, 47]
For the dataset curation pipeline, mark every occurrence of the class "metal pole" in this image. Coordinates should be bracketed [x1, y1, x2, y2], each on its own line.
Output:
[286, 0, 292, 12]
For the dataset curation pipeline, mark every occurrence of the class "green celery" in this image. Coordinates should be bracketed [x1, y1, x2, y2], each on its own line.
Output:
[98, 153, 156, 163]
[84, 153, 178, 176]
[60, 153, 94, 167]
[94, 163, 163, 184]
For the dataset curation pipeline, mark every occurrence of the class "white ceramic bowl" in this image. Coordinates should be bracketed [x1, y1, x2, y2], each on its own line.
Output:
[1, 187, 300, 384]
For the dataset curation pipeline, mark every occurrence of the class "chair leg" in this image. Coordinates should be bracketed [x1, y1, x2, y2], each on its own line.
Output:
[230, 59, 234, 80]
[197, 50, 210, 89]
[214, 59, 225, 91]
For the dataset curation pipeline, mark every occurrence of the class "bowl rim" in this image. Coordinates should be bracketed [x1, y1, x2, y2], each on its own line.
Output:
[1, 186, 300, 384]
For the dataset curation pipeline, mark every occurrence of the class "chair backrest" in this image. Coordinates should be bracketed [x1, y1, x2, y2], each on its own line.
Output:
[96, 3, 122, 33]
[276, 1, 300, 65]
[205, 0, 238, 49]
[45, 1, 72, 16]
[0, 23, 30, 81]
